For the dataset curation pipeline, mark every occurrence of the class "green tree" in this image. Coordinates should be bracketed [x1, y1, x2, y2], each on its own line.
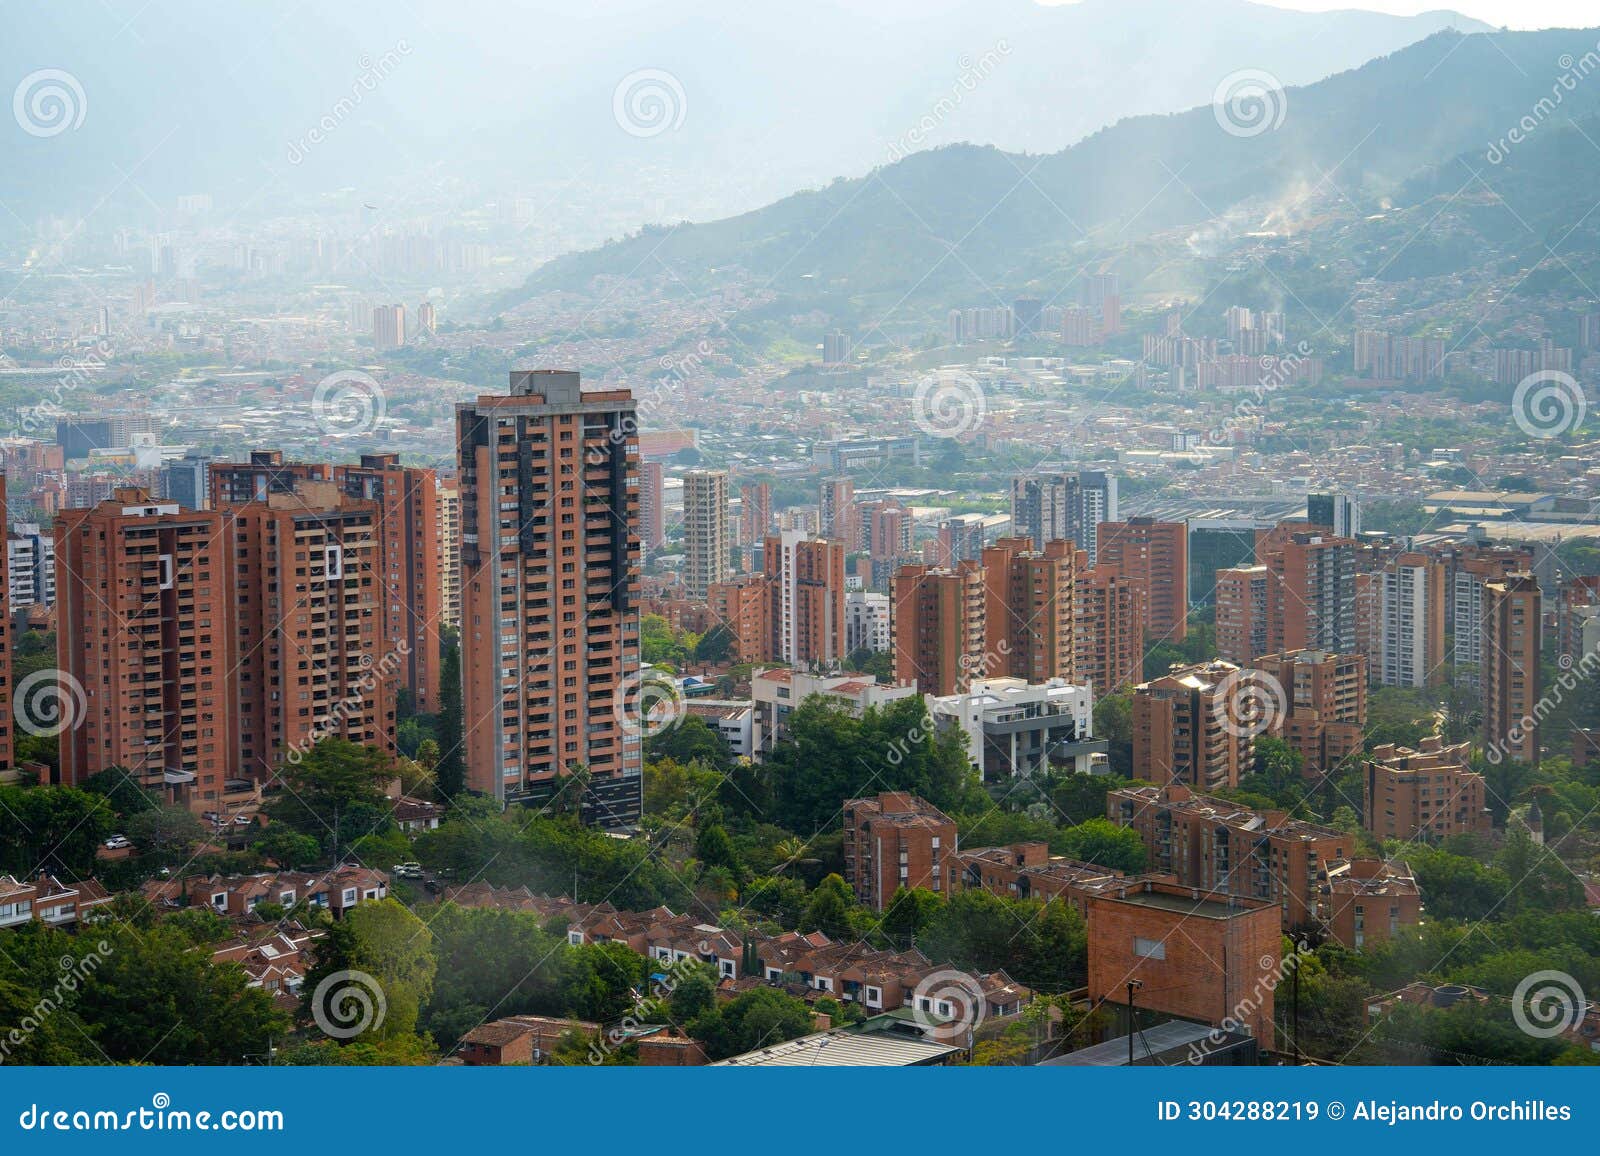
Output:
[436, 639, 466, 801]
[1056, 818, 1147, 873]
[265, 738, 395, 851]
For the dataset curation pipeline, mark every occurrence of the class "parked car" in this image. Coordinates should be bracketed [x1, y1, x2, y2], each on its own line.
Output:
[103, 835, 131, 850]
[392, 862, 423, 879]
[233, 814, 254, 826]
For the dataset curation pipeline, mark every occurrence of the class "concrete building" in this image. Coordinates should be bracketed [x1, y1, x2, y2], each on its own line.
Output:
[683, 469, 731, 601]
[1379, 553, 1446, 688]
[766, 530, 846, 666]
[929, 676, 1104, 780]
[639, 459, 665, 555]
[456, 370, 641, 824]
[750, 668, 917, 756]
[437, 476, 461, 630]
[1009, 471, 1117, 565]
[7, 522, 54, 610]
[845, 591, 892, 654]
[372, 303, 406, 349]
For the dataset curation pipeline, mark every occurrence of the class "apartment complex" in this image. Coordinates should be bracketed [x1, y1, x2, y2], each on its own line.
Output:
[842, 792, 957, 911]
[981, 537, 1075, 683]
[1214, 564, 1271, 664]
[1481, 573, 1541, 765]
[1096, 517, 1187, 641]
[1009, 471, 1117, 564]
[1378, 552, 1446, 688]
[437, 476, 461, 630]
[211, 450, 441, 713]
[1363, 739, 1491, 840]
[56, 491, 235, 804]
[456, 370, 641, 824]
[682, 469, 731, 600]
[891, 562, 986, 696]
[1130, 660, 1254, 791]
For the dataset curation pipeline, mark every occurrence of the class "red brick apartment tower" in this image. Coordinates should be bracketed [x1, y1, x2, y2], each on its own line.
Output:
[1096, 517, 1188, 642]
[891, 561, 986, 696]
[456, 371, 641, 825]
[224, 482, 395, 780]
[1074, 551, 1147, 695]
[1214, 564, 1270, 665]
[1130, 660, 1252, 791]
[1482, 573, 1541, 765]
[981, 537, 1076, 683]
[639, 459, 665, 553]
[764, 530, 846, 665]
[843, 792, 957, 910]
[56, 489, 236, 809]
[740, 481, 770, 551]
[212, 450, 442, 713]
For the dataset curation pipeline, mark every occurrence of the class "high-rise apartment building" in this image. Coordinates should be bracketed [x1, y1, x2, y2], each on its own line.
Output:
[639, 459, 665, 555]
[1009, 471, 1117, 564]
[437, 477, 461, 630]
[1214, 564, 1271, 664]
[1130, 660, 1253, 791]
[212, 451, 441, 713]
[1097, 517, 1187, 641]
[981, 537, 1075, 683]
[682, 469, 731, 600]
[372, 304, 406, 349]
[7, 522, 55, 610]
[56, 490, 232, 805]
[818, 475, 855, 543]
[891, 562, 986, 696]
[224, 481, 396, 780]
[765, 530, 847, 666]
[1307, 491, 1360, 537]
[1074, 552, 1146, 695]
[1378, 553, 1446, 688]
[740, 481, 771, 554]
[1450, 547, 1533, 685]
[1260, 527, 1356, 654]
[1482, 573, 1541, 765]
[456, 371, 641, 823]
[1254, 649, 1367, 775]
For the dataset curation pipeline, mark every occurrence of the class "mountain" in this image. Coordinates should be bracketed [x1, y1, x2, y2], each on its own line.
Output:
[0, 0, 1488, 230]
[506, 27, 1600, 311]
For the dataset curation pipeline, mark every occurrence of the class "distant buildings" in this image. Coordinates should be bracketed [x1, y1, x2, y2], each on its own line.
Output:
[1097, 517, 1187, 641]
[1008, 471, 1117, 564]
[372, 303, 406, 349]
[683, 469, 732, 600]
[1307, 491, 1360, 537]
[1481, 573, 1541, 764]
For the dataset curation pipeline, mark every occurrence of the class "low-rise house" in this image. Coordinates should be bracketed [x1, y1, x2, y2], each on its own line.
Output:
[457, 1015, 601, 1065]
[0, 873, 114, 930]
[142, 864, 389, 919]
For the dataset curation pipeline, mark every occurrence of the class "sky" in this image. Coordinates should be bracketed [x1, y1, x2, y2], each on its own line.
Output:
[1042, 0, 1597, 29]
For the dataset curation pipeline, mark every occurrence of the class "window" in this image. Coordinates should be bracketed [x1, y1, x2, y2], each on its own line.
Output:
[1133, 936, 1165, 960]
